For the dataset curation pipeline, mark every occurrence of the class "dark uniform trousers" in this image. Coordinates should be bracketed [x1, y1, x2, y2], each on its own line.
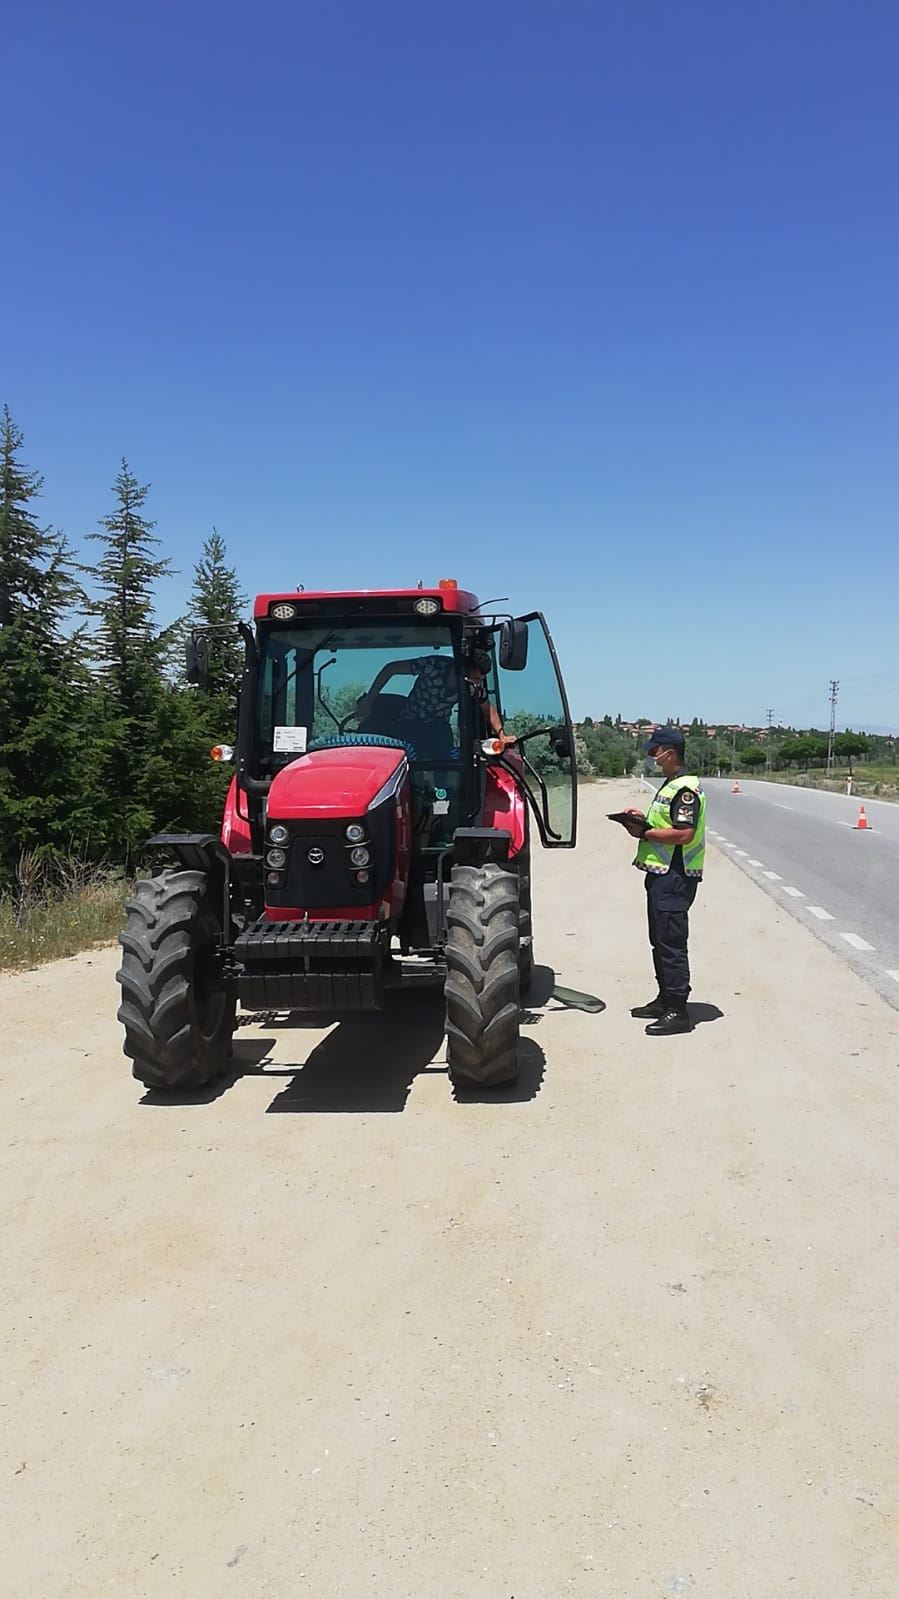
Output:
[645, 870, 698, 1008]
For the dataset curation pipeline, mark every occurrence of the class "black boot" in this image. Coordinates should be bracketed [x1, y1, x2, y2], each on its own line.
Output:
[645, 1006, 693, 1036]
[631, 996, 665, 1019]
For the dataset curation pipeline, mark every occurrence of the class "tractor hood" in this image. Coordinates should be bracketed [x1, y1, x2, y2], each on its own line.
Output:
[267, 744, 408, 821]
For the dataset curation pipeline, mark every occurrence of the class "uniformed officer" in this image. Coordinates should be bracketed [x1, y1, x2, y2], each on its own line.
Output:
[619, 726, 706, 1036]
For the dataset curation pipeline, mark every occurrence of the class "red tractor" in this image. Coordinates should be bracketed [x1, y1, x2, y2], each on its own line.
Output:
[117, 582, 577, 1092]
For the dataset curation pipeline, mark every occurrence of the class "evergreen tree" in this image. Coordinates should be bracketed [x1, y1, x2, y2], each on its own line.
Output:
[82, 461, 174, 856]
[0, 406, 99, 882]
[84, 460, 172, 699]
[189, 527, 246, 717]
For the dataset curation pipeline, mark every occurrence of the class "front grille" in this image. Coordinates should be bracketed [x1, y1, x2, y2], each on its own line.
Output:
[266, 799, 396, 911]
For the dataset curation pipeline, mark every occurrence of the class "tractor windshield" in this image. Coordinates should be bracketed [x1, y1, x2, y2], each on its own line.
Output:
[256, 621, 466, 763]
[255, 619, 478, 850]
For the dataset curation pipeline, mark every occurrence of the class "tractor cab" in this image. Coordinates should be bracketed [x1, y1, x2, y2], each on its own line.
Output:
[119, 583, 577, 1094]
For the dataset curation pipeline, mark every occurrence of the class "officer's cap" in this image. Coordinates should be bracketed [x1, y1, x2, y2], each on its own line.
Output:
[643, 725, 685, 754]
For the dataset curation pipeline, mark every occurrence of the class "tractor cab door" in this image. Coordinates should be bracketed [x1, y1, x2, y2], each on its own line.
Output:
[492, 613, 577, 848]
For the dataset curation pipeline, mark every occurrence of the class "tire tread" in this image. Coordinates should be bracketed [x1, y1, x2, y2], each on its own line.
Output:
[115, 868, 234, 1091]
[445, 862, 520, 1087]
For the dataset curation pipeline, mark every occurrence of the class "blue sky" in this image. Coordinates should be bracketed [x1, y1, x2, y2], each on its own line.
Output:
[4, 0, 898, 728]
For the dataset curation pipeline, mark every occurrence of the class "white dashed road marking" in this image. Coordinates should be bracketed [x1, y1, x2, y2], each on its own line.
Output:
[710, 818, 894, 995]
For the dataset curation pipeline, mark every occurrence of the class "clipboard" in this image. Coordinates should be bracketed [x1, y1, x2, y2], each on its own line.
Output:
[607, 810, 648, 834]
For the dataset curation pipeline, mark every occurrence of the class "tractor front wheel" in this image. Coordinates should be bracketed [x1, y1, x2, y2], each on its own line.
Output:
[117, 869, 235, 1091]
[445, 862, 520, 1089]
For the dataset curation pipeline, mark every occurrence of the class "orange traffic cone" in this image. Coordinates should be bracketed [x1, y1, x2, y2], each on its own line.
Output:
[854, 805, 869, 831]
[732, 779, 741, 795]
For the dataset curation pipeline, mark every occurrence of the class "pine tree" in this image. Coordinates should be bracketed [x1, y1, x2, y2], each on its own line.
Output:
[82, 461, 175, 855]
[84, 460, 172, 701]
[0, 406, 98, 882]
[189, 527, 246, 715]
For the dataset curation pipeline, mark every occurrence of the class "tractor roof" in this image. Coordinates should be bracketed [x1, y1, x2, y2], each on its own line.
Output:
[253, 585, 481, 621]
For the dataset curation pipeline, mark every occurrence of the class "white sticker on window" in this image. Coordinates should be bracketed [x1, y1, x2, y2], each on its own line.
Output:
[433, 799, 450, 816]
[273, 725, 308, 753]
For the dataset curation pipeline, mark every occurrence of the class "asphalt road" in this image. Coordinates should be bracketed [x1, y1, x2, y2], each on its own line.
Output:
[701, 777, 899, 1009]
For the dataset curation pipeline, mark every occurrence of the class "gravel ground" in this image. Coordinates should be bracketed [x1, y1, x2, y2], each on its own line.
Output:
[3, 781, 898, 1598]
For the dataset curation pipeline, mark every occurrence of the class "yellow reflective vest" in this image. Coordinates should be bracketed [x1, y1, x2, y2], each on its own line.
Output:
[634, 773, 706, 878]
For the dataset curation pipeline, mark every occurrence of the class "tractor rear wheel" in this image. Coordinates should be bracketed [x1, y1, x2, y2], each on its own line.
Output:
[445, 862, 520, 1088]
[117, 869, 235, 1091]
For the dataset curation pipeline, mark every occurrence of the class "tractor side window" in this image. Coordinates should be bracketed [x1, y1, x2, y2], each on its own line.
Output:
[495, 614, 577, 847]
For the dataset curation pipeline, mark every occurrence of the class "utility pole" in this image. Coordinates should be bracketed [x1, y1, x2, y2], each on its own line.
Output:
[826, 679, 839, 776]
[765, 707, 774, 771]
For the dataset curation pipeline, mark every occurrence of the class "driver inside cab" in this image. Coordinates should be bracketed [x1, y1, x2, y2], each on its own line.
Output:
[356, 647, 515, 748]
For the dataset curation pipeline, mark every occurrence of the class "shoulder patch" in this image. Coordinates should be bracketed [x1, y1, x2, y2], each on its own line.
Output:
[674, 788, 698, 825]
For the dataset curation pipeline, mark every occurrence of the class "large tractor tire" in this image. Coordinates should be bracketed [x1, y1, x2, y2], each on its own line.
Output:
[516, 839, 534, 993]
[117, 869, 236, 1091]
[445, 862, 520, 1088]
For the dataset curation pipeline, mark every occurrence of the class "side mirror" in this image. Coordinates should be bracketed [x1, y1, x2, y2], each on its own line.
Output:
[185, 634, 209, 682]
[550, 724, 572, 760]
[499, 618, 529, 671]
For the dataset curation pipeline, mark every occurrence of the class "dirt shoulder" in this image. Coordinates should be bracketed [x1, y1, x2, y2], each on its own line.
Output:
[3, 781, 897, 1597]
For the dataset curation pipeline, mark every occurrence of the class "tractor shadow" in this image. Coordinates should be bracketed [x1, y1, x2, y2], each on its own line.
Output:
[265, 993, 447, 1113]
[522, 964, 557, 1013]
[265, 995, 546, 1113]
[140, 979, 556, 1114]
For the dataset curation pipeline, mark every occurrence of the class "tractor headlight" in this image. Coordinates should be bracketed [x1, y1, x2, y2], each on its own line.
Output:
[350, 845, 370, 867]
[266, 847, 287, 869]
[268, 824, 289, 845]
[345, 823, 366, 843]
[356, 869, 371, 885]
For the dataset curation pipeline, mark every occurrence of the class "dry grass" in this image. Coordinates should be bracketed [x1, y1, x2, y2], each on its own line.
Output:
[0, 852, 127, 972]
[753, 766, 899, 802]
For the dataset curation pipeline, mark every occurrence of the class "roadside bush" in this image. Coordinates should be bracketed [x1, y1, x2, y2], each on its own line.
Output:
[0, 851, 127, 971]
